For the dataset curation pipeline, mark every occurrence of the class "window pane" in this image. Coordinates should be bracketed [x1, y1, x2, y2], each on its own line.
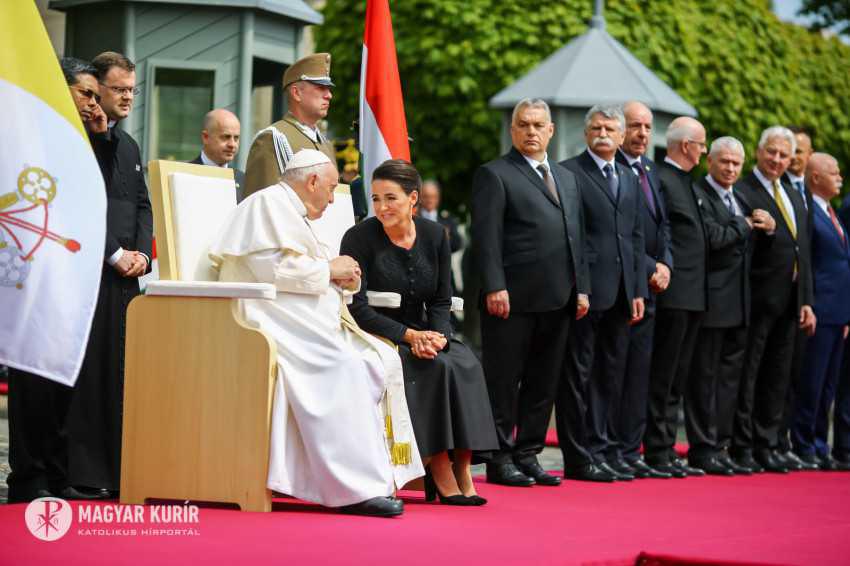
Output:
[150, 68, 214, 161]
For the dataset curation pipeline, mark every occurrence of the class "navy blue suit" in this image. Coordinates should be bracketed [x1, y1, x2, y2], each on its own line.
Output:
[794, 201, 850, 458]
[614, 151, 672, 462]
[561, 150, 646, 465]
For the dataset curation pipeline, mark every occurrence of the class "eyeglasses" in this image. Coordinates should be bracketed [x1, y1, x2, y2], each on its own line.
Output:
[72, 86, 101, 104]
[100, 83, 140, 96]
[686, 139, 707, 149]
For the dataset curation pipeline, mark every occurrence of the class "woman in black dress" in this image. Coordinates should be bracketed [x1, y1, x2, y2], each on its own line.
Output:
[340, 160, 498, 506]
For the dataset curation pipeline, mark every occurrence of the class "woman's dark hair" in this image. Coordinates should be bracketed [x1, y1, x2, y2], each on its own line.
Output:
[372, 159, 422, 195]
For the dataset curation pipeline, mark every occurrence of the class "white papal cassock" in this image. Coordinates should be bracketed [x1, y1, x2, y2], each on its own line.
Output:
[208, 182, 424, 507]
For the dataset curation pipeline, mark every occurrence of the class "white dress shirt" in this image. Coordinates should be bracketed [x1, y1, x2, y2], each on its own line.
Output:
[754, 168, 797, 234]
[705, 175, 742, 216]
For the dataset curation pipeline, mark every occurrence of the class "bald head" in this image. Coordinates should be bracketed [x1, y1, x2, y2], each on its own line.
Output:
[666, 116, 706, 171]
[201, 109, 241, 166]
[806, 152, 843, 200]
[621, 101, 653, 158]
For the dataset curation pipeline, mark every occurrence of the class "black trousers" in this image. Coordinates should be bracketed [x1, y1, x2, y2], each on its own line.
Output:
[733, 310, 796, 457]
[615, 297, 657, 462]
[685, 326, 748, 459]
[568, 290, 630, 464]
[481, 301, 572, 465]
[6, 368, 71, 500]
[644, 308, 705, 464]
[778, 328, 808, 452]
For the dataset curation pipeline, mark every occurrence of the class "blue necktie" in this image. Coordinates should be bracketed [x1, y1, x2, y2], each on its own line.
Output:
[603, 163, 618, 199]
[794, 181, 807, 210]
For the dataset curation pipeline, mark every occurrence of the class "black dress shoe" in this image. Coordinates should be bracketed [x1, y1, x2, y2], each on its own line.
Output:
[563, 463, 616, 482]
[60, 486, 111, 500]
[339, 496, 404, 517]
[732, 454, 764, 473]
[716, 453, 752, 475]
[673, 458, 706, 477]
[608, 459, 636, 475]
[818, 455, 837, 471]
[782, 450, 800, 472]
[627, 459, 672, 479]
[651, 462, 687, 479]
[486, 462, 535, 487]
[791, 452, 820, 471]
[515, 459, 561, 486]
[689, 456, 735, 476]
[754, 450, 789, 473]
[598, 461, 634, 481]
[7, 488, 54, 503]
[773, 450, 801, 471]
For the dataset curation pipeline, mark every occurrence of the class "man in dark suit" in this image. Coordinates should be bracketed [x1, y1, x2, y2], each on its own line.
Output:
[60, 51, 154, 498]
[419, 179, 464, 294]
[190, 108, 245, 202]
[792, 153, 850, 471]
[561, 105, 646, 482]
[6, 57, 115, 503]
[614, 101, 673, 480]
[733, 126, 816, 473]
[687, 137, 775, 475]
[472, 98, 590, 487]
[776, 126, 817, 471]
[644, 117, 710, 478]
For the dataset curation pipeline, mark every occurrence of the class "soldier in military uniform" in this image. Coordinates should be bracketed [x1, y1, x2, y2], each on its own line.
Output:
[243, 53, 336, 197]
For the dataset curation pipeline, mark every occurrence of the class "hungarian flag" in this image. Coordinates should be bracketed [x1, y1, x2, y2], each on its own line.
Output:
[359, 0, 410, 215]
[0, 2, 106, 385]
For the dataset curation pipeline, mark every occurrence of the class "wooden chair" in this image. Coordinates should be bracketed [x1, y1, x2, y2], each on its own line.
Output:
[120, 161, 277, 512]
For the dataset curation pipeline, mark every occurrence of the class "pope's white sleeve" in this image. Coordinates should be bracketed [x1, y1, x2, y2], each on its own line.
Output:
[243, 249, 330, 295]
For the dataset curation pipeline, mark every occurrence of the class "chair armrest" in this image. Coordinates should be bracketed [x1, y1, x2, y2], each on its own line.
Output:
[145, 280, 276, 300]
[451, 297, 464, 313]
[366, 291, 402, 308]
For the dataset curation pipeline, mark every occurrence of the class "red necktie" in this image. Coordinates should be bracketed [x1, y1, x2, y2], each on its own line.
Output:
[828, 205, 845, 244]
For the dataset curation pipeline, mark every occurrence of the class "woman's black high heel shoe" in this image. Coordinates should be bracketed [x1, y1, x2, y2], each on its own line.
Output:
[424, 469, 476, 506]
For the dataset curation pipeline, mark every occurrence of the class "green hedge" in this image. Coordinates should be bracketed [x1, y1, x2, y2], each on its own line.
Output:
[316, 0, 850, 213]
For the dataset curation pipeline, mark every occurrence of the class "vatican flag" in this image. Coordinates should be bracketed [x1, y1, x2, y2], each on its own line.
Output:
[0, 2, 106, 386]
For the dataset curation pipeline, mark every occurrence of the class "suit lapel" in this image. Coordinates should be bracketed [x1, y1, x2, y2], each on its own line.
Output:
[579, 151, 617, 206]
[507, 148, 560, 208]
[815, 204, 847, 251]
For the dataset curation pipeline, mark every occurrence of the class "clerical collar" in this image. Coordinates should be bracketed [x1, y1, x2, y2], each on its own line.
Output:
[200, 150, 229, 168]
[281, 181, 308, 218]
[664, 156, 685, 171]
[587, 148, 616, 175]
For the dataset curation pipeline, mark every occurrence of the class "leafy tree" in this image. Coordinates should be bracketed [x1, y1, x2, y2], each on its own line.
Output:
[316, 0, 850, 214]
[799, 0, 850, 36]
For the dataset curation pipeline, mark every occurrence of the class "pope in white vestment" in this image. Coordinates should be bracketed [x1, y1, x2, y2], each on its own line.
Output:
[207, 150, 423, 513]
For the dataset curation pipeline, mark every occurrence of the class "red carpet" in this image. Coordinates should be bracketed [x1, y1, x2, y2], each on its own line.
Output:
[2, 472, 849, 565]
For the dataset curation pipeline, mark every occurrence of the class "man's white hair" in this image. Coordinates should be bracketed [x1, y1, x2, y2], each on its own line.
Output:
[666, 119, 703, 149]
[758, 126, 797, 155]
[282, 163, 330, 185]
[709, 136, 745, 159]
[584, 104, 625, 132]
[511, 98, 552, 124]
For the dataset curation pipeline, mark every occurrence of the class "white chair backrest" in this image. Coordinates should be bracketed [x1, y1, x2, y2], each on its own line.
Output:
[308, 188, 355, 257]
[169, 172, 237, 281]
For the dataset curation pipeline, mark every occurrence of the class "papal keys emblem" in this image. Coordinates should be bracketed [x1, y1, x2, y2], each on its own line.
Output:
[0, 166, 81, 289]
